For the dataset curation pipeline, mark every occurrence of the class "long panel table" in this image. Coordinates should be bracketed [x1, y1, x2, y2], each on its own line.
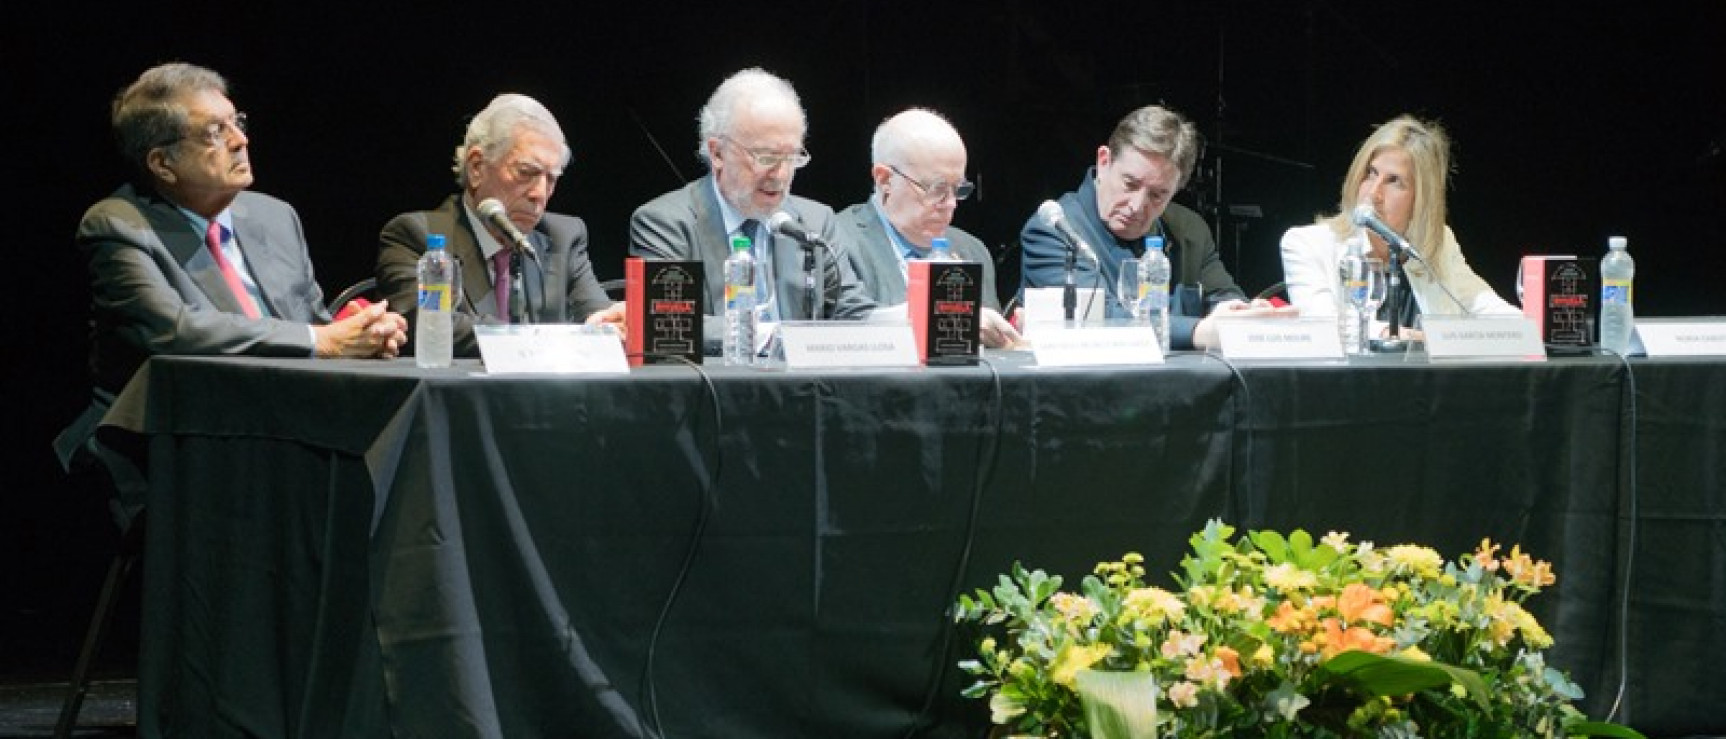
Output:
[114, 352, 1726, 737]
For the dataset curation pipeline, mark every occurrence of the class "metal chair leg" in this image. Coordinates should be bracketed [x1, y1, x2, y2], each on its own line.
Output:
[54, 516, 144, 739]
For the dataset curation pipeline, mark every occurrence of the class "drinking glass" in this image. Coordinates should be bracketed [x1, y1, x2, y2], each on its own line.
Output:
[1341, 257, 1387, 353]
[1116, 258, 1145, 321]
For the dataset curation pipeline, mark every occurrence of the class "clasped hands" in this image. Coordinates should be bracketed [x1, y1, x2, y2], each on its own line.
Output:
[316, 301, 409, 358]
[1192, 298, 1301, 349]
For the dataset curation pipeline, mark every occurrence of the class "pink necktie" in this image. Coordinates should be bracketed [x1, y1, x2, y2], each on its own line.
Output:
[206, 220, 260, 319]
[492, 250, 511, 323]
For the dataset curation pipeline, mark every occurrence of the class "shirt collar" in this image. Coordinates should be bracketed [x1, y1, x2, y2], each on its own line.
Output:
[461, 197, 509, 261]
[870, 194, 933, 262]
[177, 206, 233, 243]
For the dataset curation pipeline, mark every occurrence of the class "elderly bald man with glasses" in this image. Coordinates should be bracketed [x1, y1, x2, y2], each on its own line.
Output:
[836, 108, 1021, 348]
[630, 67, 877, 345]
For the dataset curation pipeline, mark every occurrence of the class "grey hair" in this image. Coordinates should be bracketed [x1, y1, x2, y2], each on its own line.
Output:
[695, 67, 804, 166]
[452, 93, 571, 186]
[1106, 105, 1203, 189]
[111, 62, 228, 177]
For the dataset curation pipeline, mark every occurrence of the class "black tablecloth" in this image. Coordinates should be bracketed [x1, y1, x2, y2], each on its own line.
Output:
[119, 352, 1726, 737]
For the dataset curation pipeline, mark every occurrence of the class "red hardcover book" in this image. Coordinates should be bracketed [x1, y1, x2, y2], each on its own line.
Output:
[907, 260, 982, 366]
[625, 257, 704, 366]
[1518, 255, 1596, 346]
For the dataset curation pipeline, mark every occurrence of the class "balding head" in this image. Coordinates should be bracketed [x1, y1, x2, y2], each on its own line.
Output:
[869, 108, 970, 249]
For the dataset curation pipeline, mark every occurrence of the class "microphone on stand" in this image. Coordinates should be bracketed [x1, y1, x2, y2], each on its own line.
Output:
[1036, 201, 1097, 322]
[477, 198, 538, 261]
[768, 211, 826, 320]
[478, 198, 536, 324]
[1350, 204, 1473, 318]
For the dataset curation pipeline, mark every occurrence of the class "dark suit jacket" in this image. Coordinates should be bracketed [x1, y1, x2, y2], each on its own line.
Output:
[78, 183, 328, 394]
[1019, 168, 1245, 349]
[629, 176, 876, 338]
[835, 201, 1001, 311]
[377, 195, 613, 358]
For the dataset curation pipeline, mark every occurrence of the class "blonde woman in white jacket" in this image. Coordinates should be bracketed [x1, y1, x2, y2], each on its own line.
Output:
[1281, 116, 1516, 338]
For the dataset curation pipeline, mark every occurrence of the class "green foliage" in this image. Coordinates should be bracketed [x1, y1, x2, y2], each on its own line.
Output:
[954, 521, 1646, 739]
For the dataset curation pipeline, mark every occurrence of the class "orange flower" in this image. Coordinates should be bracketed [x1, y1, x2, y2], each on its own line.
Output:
[1267, 600, 1316, 634]
[1320, 618, 1395, 659]
[1214, 646, 1242, 678]
[1337, 582, 1394, 627]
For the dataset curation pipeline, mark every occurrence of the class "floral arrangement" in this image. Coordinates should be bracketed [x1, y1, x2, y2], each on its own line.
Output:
[954, 520, 1643, 738]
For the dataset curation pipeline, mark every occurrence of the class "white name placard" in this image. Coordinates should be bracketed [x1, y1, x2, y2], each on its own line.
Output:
[779, 322, 920, 368]
[1636, 320, 1726, 356]
[1022, 287, 1107, 336]
[1031, 325, 1164, 366]
[1216, 318, 1343, 360]
[476, 324, 630, 374]
[1421, 317, 1545, 361]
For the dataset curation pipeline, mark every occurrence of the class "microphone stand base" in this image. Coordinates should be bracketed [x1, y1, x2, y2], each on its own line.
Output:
[1369, 337, 1412, 353]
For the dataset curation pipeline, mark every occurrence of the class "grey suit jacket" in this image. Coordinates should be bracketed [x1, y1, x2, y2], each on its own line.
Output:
[835, 201, 1001, 311]
[629, 176, 876, 338]
[78, 183, 328, 394]
[377, 195, 612, 357]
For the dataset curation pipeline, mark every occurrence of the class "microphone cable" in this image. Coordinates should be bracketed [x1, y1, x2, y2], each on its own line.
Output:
[899, 356, 1006, 738]
[1592, 345, 1639, 724]
[633, 353, 724, 739]
[1200, 349, 1254, 525]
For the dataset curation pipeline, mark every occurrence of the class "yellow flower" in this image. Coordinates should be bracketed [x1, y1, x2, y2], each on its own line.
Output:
[1049, 643, 1112, 688]
[1123, 586, 1185, 624]
[1252, 644, 1275, 668]
[1399, 645, 1431, 662]
[1384, 544, 1444, 579]
[1050, 592, 1099, 627]
[1264, 562, 1319, 592]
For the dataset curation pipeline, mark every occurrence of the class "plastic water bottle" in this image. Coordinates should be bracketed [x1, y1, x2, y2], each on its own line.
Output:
[415, 233, 454, 369]
[929, 236, 955, 261]
[1599, 235, 1635, 354]
[723, 234, 758, 366]
[1337, 231, 1367, 355]
[1142, 236, 1171, 352]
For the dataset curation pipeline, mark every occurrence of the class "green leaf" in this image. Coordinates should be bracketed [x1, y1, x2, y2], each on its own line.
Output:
[1251, 530, 1291, 563]
[1075, 669, 1159, 739]
[1564, 720, 1648, 739]
[1317, 651, 1491, 711]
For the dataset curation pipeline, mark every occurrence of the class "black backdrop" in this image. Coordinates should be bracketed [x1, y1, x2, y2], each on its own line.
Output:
[5, 1, 1724, 686]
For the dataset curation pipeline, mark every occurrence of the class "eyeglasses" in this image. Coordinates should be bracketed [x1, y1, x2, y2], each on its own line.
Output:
[887, 163, 973, 203]
[720, 135, 811, 170]
[506, 159, 562, 186]
[168, 112, 248, 149]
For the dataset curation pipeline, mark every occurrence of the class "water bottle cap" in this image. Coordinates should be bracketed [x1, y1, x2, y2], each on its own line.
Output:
[427, 233, 446, 249]
[730, 234, 752, 251]
[931, 237, 950, 249]
[1608, 236, 1627, 250]
[1145, 235, 1165, 250]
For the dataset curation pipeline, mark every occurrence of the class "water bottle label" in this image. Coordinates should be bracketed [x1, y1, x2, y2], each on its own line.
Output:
[1601, 282, 1631, 304]
[418, 285, 450, 312]
[725, 284, 755, 309]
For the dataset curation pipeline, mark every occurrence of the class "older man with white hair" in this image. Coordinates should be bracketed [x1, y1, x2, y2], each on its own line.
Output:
[836, 108, 1019, 348]
[630, 67, 876, 342]
[377, 93, 625, 357]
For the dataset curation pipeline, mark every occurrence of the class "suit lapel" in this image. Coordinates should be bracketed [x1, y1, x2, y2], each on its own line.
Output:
[694, 178, 731, 311]
[154, 192, 252, 316]
[451, 204, 496, 319]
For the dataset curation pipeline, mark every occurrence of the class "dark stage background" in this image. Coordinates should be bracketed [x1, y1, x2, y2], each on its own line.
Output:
[4, 0, 1723, 711]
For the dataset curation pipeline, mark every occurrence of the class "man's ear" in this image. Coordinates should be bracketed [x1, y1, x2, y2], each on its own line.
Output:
[146, 148, 176, 185]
